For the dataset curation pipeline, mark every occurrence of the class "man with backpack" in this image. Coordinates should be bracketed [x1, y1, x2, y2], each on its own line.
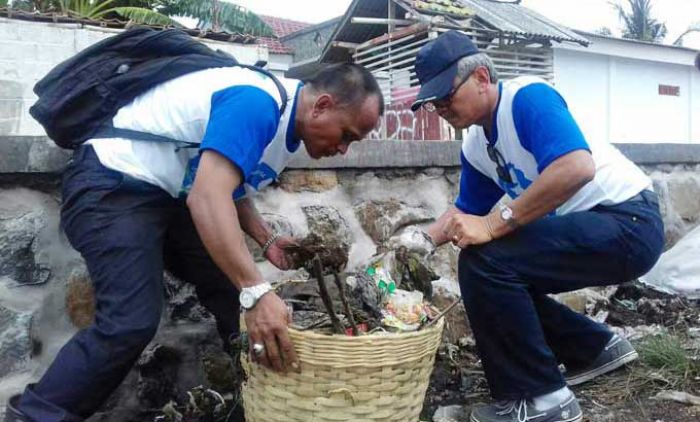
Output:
[8, 28, 384, 421]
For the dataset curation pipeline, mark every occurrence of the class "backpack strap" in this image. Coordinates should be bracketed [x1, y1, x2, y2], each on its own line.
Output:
[238, 64, 289, 115]
[91, 125, 199, 149]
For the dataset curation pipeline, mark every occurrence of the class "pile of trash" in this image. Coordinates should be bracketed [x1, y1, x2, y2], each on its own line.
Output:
[277, 243, 459, 335]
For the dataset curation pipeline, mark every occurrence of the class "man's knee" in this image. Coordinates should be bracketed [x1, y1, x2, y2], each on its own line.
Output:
[458, 244, 517, 303]
[97, 309, 161, 352]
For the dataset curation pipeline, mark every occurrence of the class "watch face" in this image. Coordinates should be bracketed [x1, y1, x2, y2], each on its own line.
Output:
[501, 206, 513, 220]
[240, 291, 255, 309]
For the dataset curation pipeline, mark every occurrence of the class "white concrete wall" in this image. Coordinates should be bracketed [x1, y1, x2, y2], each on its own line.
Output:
[0, 18, 268, 137]
[267, 53, 294, 77]
[553, 35, 700, 144]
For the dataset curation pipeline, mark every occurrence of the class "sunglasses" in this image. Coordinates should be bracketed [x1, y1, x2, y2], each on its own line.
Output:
[487, 143, 513, 184]
[422, 75, 470, 113]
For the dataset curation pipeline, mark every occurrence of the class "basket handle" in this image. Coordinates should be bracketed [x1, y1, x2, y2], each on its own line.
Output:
[327, 388, 357, 405]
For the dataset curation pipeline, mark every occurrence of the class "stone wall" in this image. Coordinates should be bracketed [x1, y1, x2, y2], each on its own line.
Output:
[0, 138, 699, 419]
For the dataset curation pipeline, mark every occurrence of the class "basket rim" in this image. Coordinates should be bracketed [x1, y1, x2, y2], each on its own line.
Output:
[288, 317, 445, 341]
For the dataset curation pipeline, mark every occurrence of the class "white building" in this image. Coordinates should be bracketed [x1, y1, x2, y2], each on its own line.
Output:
[554, 32, 700, 144]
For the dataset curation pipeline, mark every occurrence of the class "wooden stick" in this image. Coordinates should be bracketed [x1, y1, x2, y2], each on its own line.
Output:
[312, 255, 344, 334]
[421, 296, 462, 329]
[333, 271, 359, 336]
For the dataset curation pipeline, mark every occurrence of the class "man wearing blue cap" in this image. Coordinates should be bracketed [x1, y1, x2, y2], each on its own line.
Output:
[410, 30, 664, 421]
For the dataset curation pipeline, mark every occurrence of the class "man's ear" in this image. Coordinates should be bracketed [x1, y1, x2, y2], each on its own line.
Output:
[473, 66, 491, 88]
[312, 93, 335, 117]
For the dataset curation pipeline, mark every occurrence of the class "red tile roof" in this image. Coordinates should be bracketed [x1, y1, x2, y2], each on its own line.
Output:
[258, 15, 312, 54]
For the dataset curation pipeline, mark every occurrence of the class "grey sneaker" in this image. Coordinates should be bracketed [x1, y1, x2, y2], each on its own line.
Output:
[470, 394, 582, 422]
[564, 334, 638, 386]
[4, 395, 29, 422]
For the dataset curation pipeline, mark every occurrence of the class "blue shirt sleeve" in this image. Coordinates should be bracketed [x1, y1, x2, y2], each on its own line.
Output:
[512, 83, 590, 173]
[455, 152, 504, 216]
[200, 86, 280, 180]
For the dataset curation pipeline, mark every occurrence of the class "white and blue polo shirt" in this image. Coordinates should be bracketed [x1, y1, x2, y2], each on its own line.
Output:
[456, 76, 651, 216]
[86, 66, 303, 199]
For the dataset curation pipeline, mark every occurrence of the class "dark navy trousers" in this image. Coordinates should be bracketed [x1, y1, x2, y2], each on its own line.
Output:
[458, 190, 664, 400]
[18, 146, 240, 421]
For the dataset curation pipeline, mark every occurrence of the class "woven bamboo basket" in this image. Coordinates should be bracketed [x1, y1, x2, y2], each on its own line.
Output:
[241, 318, 444, 422]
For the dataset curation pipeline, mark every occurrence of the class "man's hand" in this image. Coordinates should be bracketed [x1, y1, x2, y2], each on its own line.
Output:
[388, 226, 436, 258]
[245, 292, 299, 373]
[264, 236, 302, 270]
[444, 213, 494, 249]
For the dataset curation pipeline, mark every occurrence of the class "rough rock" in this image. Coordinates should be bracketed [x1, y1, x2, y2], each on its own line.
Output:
[201, 346, 237, 392]
[0, 191, 51, 285]
[0, 305, 33, 378]
[299, 205, 352, 270]
[135, 344, 182, 408]
[354, 199, 433, 245]
[666, 174, 700, 222]
[433, 405, 470, 422]
[164, 272, 212, 323]
[553, 288, 610, 314]
[278, 170, 339, 193]
[431, 284, 470, 344]
[65, 270, 95, 329]
[245, 213, 296, 262]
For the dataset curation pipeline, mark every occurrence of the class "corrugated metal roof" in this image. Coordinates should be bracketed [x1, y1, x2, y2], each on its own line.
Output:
[319, 0, 395, 62]
[317, 0, 589, 63]
[457, 0, 588, 46]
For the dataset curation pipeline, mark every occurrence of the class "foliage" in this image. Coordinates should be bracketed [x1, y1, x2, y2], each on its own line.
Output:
[6, 0, 273, 36]
[594, 26, 613, 36]
[110, 6, 180, 26]
[611, 0, 667, 43]
[672, 22, 700, 46]
[637, 333, 700, 389]
[157, 0, 273, 36]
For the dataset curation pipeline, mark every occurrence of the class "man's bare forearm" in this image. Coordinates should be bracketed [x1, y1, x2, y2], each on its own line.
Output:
[187, 151, 265, 289]
[489, 150, 595, 238]
[236, 197, 273, 246]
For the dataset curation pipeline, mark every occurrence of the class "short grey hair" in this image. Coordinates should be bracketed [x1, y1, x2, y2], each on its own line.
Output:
[455, 53, 498, 84]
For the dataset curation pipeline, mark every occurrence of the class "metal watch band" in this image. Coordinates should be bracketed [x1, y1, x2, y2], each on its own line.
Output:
[499, 204, 519, 230]
[261, 232, 280, 256]
[240, 282, 273, 311]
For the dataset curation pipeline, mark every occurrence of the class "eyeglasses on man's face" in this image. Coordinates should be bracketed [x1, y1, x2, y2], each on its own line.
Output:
[487, 144, 513, 184]
[422, 75, 470, 113]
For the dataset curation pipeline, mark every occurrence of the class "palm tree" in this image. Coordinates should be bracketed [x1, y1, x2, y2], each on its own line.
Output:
[672, 22, 700, 46]
[611, 0, 667, 43]
[7, 0, 273, 36]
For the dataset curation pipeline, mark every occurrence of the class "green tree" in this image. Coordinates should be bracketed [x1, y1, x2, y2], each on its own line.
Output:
[7, 0, 273, 36]
[672, 22, 700, 46]
[611, 0, 667, 42]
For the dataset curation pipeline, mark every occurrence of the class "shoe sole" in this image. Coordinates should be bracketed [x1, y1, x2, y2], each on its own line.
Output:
[565, 350, 639, 386]
[469, 413, 583, 422]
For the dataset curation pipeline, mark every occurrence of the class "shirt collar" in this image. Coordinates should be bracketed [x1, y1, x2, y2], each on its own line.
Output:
[285, 82, 303, 152]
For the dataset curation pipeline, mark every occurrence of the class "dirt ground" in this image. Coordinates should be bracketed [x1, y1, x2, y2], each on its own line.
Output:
[421, 282, 700, 422]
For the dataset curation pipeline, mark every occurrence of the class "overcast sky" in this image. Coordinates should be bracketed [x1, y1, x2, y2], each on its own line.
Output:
[230, 0, 700, 49]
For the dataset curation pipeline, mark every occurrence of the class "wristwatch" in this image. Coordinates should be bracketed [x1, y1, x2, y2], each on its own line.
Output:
[498, 204, 519, 230]
[239, 282, 273, 311]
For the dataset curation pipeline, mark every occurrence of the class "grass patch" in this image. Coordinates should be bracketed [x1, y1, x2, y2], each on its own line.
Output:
[636, 333, 700, 391]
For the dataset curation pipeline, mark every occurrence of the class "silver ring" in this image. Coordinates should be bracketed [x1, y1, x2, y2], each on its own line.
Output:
[252, 343, 265, 355]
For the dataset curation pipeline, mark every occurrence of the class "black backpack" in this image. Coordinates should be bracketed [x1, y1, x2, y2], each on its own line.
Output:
[30, 26, 288, 149]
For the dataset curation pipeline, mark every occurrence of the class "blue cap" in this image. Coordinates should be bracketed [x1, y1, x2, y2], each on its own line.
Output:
[411, 31, 480, 111]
